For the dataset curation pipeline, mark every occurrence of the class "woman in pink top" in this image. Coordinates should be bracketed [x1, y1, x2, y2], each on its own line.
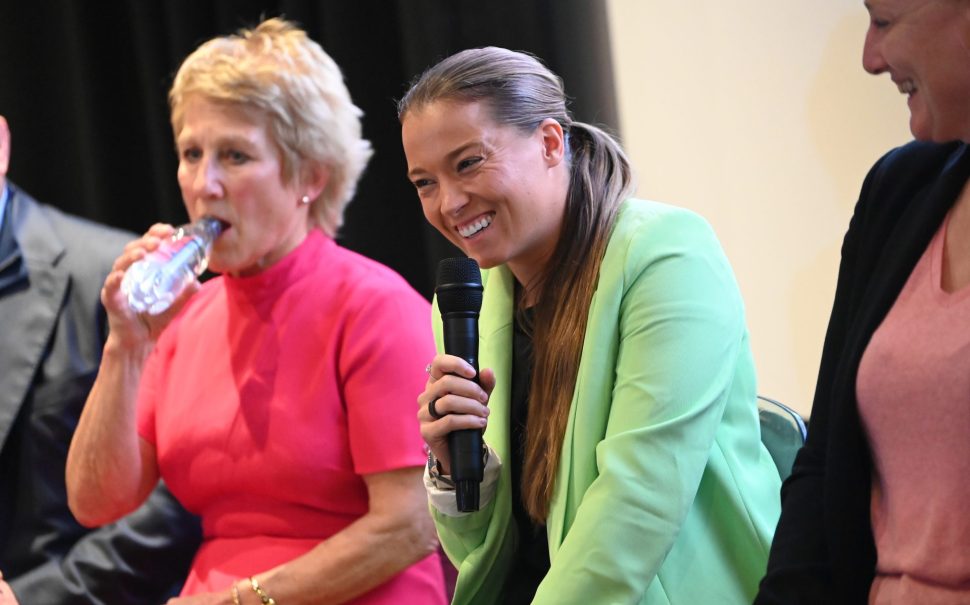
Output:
[64, 18, 446, 605]
[757, 2, 970, 603]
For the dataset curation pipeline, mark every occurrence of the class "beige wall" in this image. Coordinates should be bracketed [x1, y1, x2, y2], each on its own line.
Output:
[606, 1, 912, 416]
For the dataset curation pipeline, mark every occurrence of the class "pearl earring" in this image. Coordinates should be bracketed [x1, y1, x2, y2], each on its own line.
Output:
[300, 195, 311, 205]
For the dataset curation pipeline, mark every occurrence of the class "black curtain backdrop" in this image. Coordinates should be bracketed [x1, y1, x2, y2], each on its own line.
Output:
[0, 0, 619, 298]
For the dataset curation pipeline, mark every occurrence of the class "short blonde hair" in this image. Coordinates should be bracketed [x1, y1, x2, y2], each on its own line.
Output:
[169, 18, 372, 236]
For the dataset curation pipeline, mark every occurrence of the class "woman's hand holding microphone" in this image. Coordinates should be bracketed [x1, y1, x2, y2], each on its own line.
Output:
[417, 354, 495, 475]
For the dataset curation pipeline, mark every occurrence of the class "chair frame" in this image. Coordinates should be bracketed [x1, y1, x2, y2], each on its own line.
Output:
[756, 395, 808, 441]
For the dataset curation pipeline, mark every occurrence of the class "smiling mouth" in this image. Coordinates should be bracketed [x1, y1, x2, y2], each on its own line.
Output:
[458, 214, 493, 238]
[896, 80, 916, 95]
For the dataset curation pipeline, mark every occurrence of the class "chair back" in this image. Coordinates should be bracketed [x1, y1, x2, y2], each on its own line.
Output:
[757, 395, 808, 480]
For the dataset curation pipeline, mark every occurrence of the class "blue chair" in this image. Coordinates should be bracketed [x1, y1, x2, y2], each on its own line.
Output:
[757, 395, 808, 480]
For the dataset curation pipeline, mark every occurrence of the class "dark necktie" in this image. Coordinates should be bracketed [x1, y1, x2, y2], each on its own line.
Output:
[0, 202, 29, 295]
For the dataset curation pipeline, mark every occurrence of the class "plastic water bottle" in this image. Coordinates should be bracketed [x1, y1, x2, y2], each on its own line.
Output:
[121, 216, 224, 315]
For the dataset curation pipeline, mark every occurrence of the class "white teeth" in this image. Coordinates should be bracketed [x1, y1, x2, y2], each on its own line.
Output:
[897, 81, 915, 94]
[458, 215, 493, 238]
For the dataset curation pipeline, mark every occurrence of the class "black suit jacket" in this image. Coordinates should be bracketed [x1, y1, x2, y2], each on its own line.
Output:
[0, 184, 201, 604]
[755, 141, 970, 604]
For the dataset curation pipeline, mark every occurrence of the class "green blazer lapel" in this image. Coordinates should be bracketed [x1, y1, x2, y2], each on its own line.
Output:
[479, 265, 514, 476]
[452, 265, 515, 604]
[545, 204, 632, 554]
[546, 288, 608, 552]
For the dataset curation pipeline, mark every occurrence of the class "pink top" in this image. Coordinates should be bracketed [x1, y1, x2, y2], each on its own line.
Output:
[137, 229, 445, 603]
[857, 213, 970, 604]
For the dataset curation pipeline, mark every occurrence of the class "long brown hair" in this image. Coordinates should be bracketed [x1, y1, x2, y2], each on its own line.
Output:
[399, 48, 635, 522]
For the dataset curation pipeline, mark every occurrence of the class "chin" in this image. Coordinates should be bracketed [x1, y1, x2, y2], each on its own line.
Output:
[912, 125, 964, 143]
[205, 253, 236, 275]
[909, 110, 964, 143]
[464, 252, 501, 270]
[909, 121, 936, 142]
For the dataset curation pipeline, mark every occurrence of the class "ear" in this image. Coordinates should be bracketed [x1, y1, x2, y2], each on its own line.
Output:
[301, 163, 331, 202]
[0, 115, 10, 178]
[537, 118, 566, 167]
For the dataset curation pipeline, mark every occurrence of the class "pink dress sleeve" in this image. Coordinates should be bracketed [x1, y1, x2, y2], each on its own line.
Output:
[339, 285, 435, 476]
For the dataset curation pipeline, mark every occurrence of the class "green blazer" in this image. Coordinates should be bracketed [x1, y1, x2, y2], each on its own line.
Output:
[432, 199, 781, 604]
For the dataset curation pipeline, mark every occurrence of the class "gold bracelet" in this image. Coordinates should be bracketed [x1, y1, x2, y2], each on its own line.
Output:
[249, 576, 277, 605]
[231, 583, 241, 605]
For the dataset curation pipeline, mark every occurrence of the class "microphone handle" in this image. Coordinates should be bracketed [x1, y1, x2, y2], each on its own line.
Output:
[442, 313, 483, 512]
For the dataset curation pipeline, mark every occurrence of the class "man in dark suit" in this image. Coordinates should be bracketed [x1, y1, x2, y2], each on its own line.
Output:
[0, 115, 201, 604]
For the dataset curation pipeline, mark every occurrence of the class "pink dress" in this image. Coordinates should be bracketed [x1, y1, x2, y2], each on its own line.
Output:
[857, 212, 970, 604]
[137, 229, 445, 603]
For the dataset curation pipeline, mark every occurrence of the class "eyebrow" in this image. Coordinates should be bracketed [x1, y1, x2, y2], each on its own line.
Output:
[177, 133, 257, 149]
[407, 141, 480, 180]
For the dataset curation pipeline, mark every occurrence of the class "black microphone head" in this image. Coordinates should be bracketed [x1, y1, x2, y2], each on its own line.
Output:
[435, 257, 483, 314]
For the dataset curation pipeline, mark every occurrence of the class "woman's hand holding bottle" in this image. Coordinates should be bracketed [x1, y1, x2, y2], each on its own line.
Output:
[102, 223, 196, 350]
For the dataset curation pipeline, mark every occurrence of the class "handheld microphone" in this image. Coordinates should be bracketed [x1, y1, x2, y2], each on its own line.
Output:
[435, 257, 485, 512]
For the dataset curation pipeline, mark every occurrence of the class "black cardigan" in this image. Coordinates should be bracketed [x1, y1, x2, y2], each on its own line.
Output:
[755, 140, 970, 604]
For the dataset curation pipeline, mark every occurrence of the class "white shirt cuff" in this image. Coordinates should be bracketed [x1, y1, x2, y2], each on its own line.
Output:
[425, 444, 502, 517]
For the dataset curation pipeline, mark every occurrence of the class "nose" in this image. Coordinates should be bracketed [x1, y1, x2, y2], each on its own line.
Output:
[439, 179, 469, 217]
[862, 26, 887, 75]
[191, 155, 224, 200]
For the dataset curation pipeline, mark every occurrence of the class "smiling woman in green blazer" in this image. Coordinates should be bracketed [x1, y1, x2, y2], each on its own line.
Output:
[400, 47, 781, 605]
